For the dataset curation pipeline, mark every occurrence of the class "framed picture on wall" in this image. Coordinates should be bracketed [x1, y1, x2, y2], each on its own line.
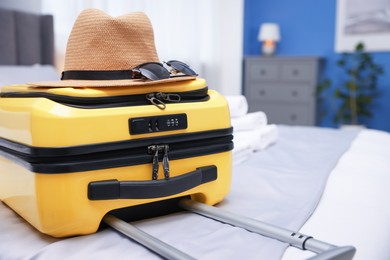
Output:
[335, 0, 390, 52]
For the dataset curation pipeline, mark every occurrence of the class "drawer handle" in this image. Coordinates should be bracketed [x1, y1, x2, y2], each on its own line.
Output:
[293, 69, 299, 76]
[259, 89, 266, 96]
[291, 90, 298, 97]
[260, 69, 267, 75]
[290, 114, 297, 121]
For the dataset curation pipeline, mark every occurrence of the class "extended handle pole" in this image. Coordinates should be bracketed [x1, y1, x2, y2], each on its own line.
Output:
[104, 214, 196, 260]
[179, 199, 355, 260]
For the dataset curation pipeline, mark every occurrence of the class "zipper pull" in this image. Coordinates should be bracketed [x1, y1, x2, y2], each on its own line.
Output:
[146, 93, 166, 110]
[148, 145, 160, 180]
[162, 145, 170, 179]
[156, 92, 181, 103]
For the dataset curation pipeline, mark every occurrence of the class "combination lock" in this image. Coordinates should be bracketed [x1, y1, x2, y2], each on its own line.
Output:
[129, 113, 188, 134]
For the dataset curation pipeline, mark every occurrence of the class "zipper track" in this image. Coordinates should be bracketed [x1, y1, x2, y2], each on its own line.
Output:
[1, 135, 233, 174]
[0, 128, 233, 157]
[0, 87, 209, 109]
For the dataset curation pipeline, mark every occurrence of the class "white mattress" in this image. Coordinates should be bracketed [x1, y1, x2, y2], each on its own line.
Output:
[1, 126, 389, 259]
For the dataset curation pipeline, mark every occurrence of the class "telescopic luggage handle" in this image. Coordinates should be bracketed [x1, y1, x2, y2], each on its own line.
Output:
[88, 165, 217, 200]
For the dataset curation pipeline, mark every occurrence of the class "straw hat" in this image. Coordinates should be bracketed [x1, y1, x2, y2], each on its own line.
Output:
[30, 9, 195, 87]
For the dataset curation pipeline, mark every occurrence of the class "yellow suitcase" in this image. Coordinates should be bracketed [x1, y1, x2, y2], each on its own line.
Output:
[0, 78, 233, 237]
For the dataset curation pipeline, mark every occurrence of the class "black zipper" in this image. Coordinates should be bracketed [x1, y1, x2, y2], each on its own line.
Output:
[148, 144, 170, 180]
[1, 135, 233, 175]
[0, 87, 209, 109]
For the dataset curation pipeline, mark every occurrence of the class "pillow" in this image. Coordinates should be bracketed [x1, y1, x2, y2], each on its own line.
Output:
[0, 65, 59, 87]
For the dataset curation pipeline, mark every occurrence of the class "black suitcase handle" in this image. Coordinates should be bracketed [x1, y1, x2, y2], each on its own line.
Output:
[88, 165, 217, 200]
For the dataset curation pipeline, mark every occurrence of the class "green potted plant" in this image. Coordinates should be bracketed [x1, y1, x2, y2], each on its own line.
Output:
[318, 42, 384, 126]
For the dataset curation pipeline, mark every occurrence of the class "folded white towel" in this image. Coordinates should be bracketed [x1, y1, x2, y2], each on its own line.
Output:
[232, 131, 255, 165]
[231, 111, 268, 132]
[225, 95, 248, 118]
[256, 124, 279, 151]
[233, 124, 278, 153]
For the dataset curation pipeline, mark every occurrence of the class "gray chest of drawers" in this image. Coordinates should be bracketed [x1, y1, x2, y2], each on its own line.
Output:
[243, 56, 322, 126]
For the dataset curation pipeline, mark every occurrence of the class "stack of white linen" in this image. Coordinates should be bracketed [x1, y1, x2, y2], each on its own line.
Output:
[225, 95, 279, 165]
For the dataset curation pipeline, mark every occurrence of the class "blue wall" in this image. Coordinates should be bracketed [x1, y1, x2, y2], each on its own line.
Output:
[244, 0, 390, 132]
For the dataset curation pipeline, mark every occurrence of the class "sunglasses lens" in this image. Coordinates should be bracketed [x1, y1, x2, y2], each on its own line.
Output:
[167, 60, 197, 76]
[138, 63, 170, 80]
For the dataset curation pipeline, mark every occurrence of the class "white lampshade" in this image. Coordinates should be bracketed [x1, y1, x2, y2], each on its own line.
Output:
[258, 23, 281, 42]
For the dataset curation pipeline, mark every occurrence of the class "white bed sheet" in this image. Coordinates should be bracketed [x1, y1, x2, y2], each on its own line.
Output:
[282, 129, 390, 260]
[1, 126, 389, 259]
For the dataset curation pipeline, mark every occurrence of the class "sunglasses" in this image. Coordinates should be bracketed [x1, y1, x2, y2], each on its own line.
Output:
[132, 60, 198, 81]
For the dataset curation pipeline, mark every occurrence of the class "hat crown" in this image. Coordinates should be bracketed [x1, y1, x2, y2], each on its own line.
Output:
[64, 9, 159, 71]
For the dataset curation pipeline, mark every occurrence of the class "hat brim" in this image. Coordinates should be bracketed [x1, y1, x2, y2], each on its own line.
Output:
[28, 75, 196, 88]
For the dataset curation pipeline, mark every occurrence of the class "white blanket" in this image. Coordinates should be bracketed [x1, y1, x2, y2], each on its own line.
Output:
[283, 129, 390, 260]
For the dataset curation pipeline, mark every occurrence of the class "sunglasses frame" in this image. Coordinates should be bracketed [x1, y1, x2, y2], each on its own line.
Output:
[165, 60, 198, 77]
[131, 60, 198, 81]
[131, 62, 170, 81]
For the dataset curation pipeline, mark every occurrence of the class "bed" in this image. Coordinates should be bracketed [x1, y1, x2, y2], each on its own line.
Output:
[1, 8, 390, 260]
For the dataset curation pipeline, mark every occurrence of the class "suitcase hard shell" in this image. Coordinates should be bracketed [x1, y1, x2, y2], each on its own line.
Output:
[0, 78, 233, 237]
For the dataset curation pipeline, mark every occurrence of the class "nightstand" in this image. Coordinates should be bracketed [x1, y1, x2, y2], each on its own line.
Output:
[243, 56, 322, 126]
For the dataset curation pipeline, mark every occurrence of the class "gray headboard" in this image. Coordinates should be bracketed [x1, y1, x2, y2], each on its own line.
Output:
[0, 8, 54, 65]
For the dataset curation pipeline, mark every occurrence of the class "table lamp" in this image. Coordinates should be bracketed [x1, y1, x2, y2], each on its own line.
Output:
[258, 23, 280, 56]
